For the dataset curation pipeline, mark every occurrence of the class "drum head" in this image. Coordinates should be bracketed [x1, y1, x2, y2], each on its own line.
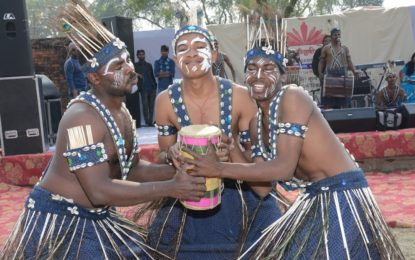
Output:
[179, 124, 221, 137]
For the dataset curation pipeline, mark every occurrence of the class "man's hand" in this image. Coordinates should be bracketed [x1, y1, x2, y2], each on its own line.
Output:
[159, 71, 170, 78]
[71, 89, 78, 98]
[167, 143, 181, 168]
[169, 168, 206, 201]
[178, 141, 223, 178]
[137, 73, 143, 79]
[216, 134, 235, 162]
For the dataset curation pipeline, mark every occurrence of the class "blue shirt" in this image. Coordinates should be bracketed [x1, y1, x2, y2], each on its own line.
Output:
[64, 57, 88, 92]
[154, 56, 175, 92]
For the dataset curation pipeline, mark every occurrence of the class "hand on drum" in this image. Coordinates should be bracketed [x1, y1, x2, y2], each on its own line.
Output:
[178, 141, 223, 179]
[167, 143, 181, 168]
[216, 134, 235, 162]
[170, 167, 206, 201]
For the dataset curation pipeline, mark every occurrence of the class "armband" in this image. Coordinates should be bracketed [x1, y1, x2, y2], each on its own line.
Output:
[239, 130, 251, 146]
[156, 124, 178, 136]
[276, 122, 308, 138]
[251, 144, 263, 159]
[63, 142, 108, 171]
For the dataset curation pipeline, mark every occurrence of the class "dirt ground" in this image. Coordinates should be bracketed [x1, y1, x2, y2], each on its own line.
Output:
[392, 228, 415, 259]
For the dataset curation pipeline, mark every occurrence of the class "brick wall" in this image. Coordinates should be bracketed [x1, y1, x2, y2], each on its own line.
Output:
[31, 37, 70, 108]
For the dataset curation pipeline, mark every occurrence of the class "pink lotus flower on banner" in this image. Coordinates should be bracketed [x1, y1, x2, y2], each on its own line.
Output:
[288, 22, 325, 46]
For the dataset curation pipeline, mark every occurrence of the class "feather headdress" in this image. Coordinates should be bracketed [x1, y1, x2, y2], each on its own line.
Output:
[54, 2, 126, 74]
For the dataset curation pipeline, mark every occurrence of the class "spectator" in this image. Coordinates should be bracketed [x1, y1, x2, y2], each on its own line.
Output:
[400, 52, 415, 103]
[376, 72, 406, 109]
[154, 45, 175, 93]
[318, 28, 359, 109]
[134, 49, 157, 126]
[64, 42, 88, 98]
[212, 39, 236, 81]
[312, 35, 331, 80]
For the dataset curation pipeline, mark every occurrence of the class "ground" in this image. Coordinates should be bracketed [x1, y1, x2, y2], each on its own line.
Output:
[392, 228, 415, 259]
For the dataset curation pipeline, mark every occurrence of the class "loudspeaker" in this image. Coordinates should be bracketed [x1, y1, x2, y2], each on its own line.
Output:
[0, 0, 34, 77]
[322, 107, 376, 133]
[101, 16, 134, 58]
[44, 98, 62, 145]
[398, 103, 415, 128]
[0, 76, 48, 155]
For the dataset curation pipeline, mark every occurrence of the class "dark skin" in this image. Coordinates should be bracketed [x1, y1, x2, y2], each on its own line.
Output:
[318, 31, 359, 80]
[40, 50, 205, 209]
[155, 33, 271, 197]
[375, 74, 406, 109]
[183, 56, 358, 184]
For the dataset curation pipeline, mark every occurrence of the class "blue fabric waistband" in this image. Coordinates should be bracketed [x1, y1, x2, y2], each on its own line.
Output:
[305, 169, 368, 197]
[27, 186, 110, 219]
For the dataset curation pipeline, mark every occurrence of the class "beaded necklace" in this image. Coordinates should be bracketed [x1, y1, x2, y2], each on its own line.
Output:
[168, 77, 233, 136]
[68, 91, 137, 180]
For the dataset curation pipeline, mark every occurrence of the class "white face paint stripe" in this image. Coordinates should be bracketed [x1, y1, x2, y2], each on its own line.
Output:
[191, 36, 208, 45]
[102, 57, 120, 75]
[257, 68, 262, 79]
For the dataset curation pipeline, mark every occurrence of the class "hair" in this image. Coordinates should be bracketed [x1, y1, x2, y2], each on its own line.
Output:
[322, 35, 331, 44]
[330, 28, 340, 36]
[161, 45, 169, 52]
[137, 49, 145, 55]
[404, 52, 415, 76]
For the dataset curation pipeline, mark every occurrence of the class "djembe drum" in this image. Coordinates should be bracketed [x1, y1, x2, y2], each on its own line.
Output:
[178, 124, 222, 210]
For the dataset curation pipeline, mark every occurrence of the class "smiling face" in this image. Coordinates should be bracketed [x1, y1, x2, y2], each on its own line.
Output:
[245, 57, 282, 101]
[96, 50, 138, 96]
[173, 33, 216, 79]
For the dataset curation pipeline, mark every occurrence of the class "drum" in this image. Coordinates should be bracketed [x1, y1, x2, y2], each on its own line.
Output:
[323, 75, 354, 98]
[178, 124, 222, 210]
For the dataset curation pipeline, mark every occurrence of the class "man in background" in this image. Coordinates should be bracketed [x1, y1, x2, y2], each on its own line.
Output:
[319, 28, 359, 109]
[154, 45, 175, 93]
[64, 42, 88, 98]
[212, 39, 236, 81]
[134, 49, 157, 126]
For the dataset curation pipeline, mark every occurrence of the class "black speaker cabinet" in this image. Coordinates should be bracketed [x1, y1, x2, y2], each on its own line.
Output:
[398, 103, 415, 128]
[0, 76, 48, 155]
[0, 0, 34, 77]
[322, 107, 376, 133]
[101, 16, 134, 59]
[44, 98, 62, 145]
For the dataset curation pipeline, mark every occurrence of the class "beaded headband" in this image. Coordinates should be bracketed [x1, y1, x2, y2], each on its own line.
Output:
[244, 47, 285, 72]
[172, 25, 216, 55]
[244, 16, 286, 72]
[55, 3, 127, 74]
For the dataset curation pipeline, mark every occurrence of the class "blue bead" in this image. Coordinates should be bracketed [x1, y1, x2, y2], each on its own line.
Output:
[341, 180, 347, 186]
[188, 25, 196, 30]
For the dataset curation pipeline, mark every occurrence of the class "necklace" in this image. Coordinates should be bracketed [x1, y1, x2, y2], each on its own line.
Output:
[186, 89, 216, 123]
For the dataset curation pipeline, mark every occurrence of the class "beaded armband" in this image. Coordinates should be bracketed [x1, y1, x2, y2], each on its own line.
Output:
[276, 122, 308, 138]
[157, 124, 178, 136]
[239, 130, 251, 146]
[251, 144, 263, 159]
[63, 142, 108, 171]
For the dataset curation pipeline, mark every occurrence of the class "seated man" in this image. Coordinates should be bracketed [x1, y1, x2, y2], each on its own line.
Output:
[186, 44, 404, 259]
[139, 25, 281, 259]
[376, 72, 406, 109]
[0, 4, 205, 259]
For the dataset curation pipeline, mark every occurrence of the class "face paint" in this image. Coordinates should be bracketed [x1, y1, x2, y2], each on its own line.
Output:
[112, 70, 124, 88]
[245, 58, 280, 100]
[175, 34, 212, 75]
[102, 57, 120, 76]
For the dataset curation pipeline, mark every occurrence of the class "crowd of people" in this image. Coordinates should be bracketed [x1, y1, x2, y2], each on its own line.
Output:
[0, 2, 410, 259]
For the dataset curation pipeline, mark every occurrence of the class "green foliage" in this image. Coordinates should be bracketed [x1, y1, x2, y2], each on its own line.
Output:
[25, 0, 384, 37]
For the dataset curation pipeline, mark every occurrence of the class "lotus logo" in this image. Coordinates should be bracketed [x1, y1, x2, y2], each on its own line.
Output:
[287, 22, 325, 46]
[3, 13, 16, 20]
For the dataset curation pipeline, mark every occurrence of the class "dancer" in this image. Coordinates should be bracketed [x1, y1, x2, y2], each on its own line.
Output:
[185, 42, 404, 259]
[138, 25, 281, 259]
[0, 4, 205, 259]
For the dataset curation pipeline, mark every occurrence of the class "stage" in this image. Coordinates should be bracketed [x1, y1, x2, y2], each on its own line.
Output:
[1, 127, 415, 247]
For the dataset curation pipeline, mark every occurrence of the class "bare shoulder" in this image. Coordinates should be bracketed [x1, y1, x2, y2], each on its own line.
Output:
[281, 85, 314, 110]
[155, 88, 176, 124]
[58, 102, 107, 144]
[155, 89, 171, 109]
[232, 82, 256, 107]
